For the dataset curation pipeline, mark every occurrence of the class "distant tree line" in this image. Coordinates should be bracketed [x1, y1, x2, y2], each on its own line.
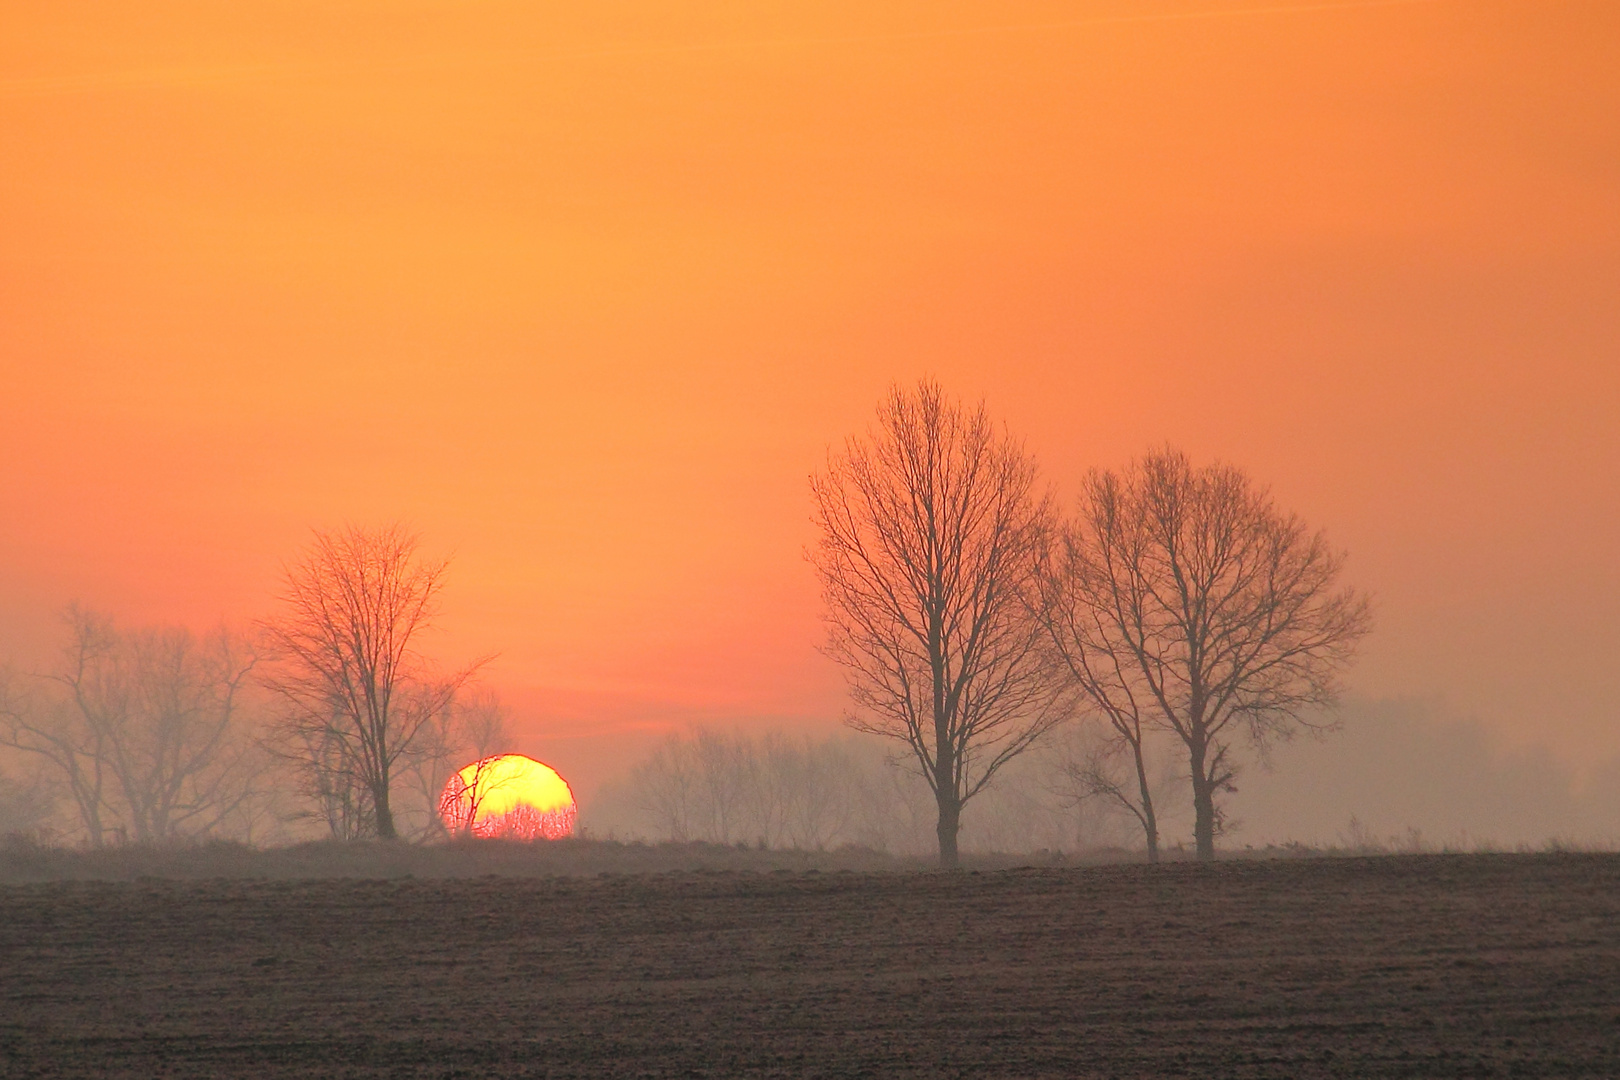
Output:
[0, 380, 1372, 862]
[587, 726, 1164, 857]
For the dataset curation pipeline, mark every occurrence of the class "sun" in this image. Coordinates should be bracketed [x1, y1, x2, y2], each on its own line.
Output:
[438, 754, 577, 840]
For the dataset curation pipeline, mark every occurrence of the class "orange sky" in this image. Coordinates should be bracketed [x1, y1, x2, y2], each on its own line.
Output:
[2, 0, 1617, 793]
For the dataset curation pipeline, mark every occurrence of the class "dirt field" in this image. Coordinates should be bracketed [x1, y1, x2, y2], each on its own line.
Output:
[2, 853, 1617, 1078]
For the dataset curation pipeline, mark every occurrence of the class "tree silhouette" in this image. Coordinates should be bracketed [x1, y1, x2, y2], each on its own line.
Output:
[810, 380, 1063, 867]
[0, 608, 260, 845]
[261, 525, 478, 840]
[1052, 449, 1372, 860]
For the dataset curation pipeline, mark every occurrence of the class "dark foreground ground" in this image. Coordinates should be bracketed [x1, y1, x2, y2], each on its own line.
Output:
[2, 854, 1617, 1078]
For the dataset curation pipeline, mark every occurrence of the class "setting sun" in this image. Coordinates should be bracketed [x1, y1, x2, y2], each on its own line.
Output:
[438, 754, 577, 840]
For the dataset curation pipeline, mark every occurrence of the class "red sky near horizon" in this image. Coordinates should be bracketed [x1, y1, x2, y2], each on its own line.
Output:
[3, 0, 1617, 792]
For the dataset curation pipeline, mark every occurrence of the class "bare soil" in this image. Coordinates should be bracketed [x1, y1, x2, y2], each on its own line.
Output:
[2, 853, 1617, 1078]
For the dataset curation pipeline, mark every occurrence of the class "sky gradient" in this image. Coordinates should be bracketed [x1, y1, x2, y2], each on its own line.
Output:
[3, 0, 1617, 794]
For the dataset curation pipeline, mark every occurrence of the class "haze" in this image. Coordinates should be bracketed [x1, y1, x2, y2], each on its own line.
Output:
[2, 0, 1617, 833]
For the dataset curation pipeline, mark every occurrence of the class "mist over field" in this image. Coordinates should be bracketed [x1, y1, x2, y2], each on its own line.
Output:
[572, 698, 1620, 856]
[1231, 698, 1620, 850]
[12, 688, 1609, 859]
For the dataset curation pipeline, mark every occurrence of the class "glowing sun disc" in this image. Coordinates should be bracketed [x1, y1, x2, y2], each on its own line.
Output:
[438, 754, 577, 840]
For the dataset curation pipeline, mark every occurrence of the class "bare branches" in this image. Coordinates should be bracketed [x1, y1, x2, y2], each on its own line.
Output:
[260, 525, 482, 840]
[810, 379, 1063, 866]
[1039, 505, 1165, 861]
[627, 728, 864, 849]
[0, 608, 262, 846]
[632, 730, 758, 845]
[0, 640, 113, 846]
[108, 621, 260, 842]
[414, 690, 514, 839]
[1055, 448, 1372, 859]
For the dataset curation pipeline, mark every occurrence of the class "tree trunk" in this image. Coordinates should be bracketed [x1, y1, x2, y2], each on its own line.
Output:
[1192, 781, 1215, 861]
[935, 792, 961, 868]
[372, 782, 398, 840]
[82, 801, 107, 849]
[1133, 744, 1160, 865]
[1189, 740, 1215, 861]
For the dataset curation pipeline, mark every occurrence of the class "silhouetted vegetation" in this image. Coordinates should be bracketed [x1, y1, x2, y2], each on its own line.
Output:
[7, 386, 1618, 866]
[0, 607, 265, 846]
[1041, 448, 1372, 860]
[260, 525, 481, 840]
[810, 380, 1064, 866]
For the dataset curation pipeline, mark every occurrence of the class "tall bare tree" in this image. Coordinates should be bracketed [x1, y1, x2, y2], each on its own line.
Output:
[261, 525, 477, 841]
[0, 607, 260, 845]
[1056, 449, 1372, 860]
[810, 380, 1063, 866]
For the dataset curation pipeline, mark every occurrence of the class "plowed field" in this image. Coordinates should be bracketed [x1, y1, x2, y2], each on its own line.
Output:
[3, 853, 1617, 1077]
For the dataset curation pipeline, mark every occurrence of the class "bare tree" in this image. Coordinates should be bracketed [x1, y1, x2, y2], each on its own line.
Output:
[0, 608, 261, 845]
[1059, 737, 1162, 860]
[810, 380, 1064, 866]
[261, 525, 479, 841]
[0, 755, 59, 841]
[105, 620, 260, 842]
[630, 729, 757, 845]
[1058, 449, 1372, 860]
[692, 728, 755, 844]
[0, 675, 70, 842]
